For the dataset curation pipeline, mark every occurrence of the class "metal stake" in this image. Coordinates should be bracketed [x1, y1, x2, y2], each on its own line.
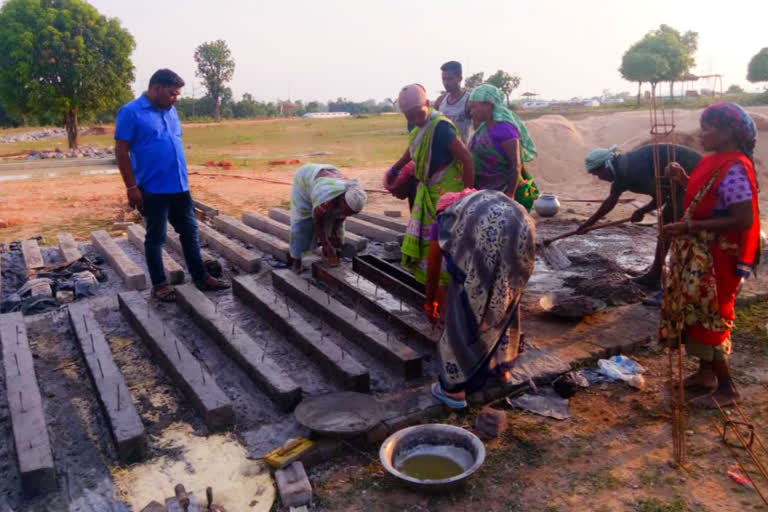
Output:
[83, 314, 88, 332]
[261, 339, 269, 362]
[14, 353, 20, 376]
[327, 291, 330, 306]
[116, 383, 120, 411]
[97, 358, 104, 379]
[232, 323, 235, 336]
[357, 275, 360, 286]
[19, 391, 24, 412]
[16, 325, 19, 346]
[174, 339, 181, 361]
[90, 333, 95, 353]
[200, 361, 206, 384]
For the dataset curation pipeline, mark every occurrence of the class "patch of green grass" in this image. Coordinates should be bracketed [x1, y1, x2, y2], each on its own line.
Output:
[583, 468, 623, 491]
[636, 497, 687, 512]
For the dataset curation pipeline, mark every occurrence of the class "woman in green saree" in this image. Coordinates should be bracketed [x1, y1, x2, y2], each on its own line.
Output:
[468, 84, 539, 211]
[387, 83, 475, 284]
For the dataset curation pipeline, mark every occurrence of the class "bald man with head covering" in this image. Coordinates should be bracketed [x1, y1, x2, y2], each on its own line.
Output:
[579, 143, 702, 291]
[385, 83, 475, 284]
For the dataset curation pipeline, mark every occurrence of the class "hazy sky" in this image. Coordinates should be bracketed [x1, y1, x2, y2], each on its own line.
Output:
[87, 0, 768, 102]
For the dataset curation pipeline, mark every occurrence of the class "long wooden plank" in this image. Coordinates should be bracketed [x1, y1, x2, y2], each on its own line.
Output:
[126, 224, 185, 285]
[355, 211, 408, 233]
[57, 232, 82, 263]
[165, 229, 218, 267]
[312, 262, 438, 346]
[67, 302, 147, 462]
[213, 215, 290, 263]
[242, 211, 291, 242]
[352, 256, 425, 309]
[21, 239, 44, 271]
[118, 291, 235, 430]
[197, 223, 262, 273]
[0, 313, 56, 495]
[174, 284, 301, 411]
[232, 276, 370, 392]
[271, 269, 422, 379]
[343, 216, 403, 243]
[267, 207, 367, 253]
[91, 230, 147, 290]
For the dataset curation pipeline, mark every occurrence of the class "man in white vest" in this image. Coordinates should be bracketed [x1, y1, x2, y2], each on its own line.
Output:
[434, 61, 472, 143]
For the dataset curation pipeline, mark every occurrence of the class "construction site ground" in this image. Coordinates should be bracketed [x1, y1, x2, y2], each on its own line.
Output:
[0, 110, 767, 511]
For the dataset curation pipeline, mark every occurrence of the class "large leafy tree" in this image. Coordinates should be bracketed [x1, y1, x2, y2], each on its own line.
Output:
[747, 48, 768, 85]
[619, 27, 688, 103]
[0, 0, 135, 148]
[194, 40, 235, 121]
[485, 70, 521, 105]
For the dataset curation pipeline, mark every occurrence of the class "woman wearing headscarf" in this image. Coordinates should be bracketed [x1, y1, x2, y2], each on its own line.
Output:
[289, 163, 367, 272]
[467, 84, 540, 211]
[387, 84, 475, 284]
[659, 103, 760, 408]
[424, 189, 536, 408]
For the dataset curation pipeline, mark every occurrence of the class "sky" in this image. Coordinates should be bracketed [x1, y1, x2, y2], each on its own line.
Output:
[84, 0, 768, 103]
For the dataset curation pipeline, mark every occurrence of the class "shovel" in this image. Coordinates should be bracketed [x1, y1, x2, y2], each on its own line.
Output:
[537, 216, 633, 270]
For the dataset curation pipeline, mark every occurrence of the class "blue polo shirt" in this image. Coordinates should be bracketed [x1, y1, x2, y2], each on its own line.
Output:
[114, 94, 188, 194]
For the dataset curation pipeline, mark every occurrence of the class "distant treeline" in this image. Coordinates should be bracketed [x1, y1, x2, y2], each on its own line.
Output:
[174, 90, 395, 121]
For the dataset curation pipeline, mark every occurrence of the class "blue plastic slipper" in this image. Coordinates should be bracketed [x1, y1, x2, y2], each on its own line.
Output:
[431, 382, 468, 409]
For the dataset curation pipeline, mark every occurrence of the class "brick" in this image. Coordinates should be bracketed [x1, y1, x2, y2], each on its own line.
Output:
[67, 302, 147, 462]
[312, 262, 438, 346]
[272, 269, 422, 379]
[197, 223, 262, 273]
[57, 232, 82, 263]
[275, 462, 312, 507]
[268, 207, 367, 253]
[213, 215, 290, 263]
[232, 275, 369, 392]
[0, 313, 56, 495]
[91, 230, 147, 290]
[475, 406, 508, 440]
[174, 284, 301, 411]
[355, 211, 408, 233]
[118, 291, 235, 430]
[126, 224, 185, 285]
[21, 239, 44, 271]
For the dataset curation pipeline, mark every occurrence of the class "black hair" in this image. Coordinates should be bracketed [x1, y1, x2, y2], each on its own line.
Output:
[440, 61, 462, 75]
[149, 69, 185, 88]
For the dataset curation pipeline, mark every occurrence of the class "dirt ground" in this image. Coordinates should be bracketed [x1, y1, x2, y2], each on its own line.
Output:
[308, 304, 768, 512]
[1, 109, 767, 511]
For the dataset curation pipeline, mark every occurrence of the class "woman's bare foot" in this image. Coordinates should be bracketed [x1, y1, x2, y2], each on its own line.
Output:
[689, 387, 741, 409]
[683, 370, 717, 390]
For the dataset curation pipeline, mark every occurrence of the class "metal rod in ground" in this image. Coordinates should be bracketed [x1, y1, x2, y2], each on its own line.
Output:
[711, 418, 768, 506]
[200, 360, 206, 384]
[714, 398, 768, 482]
[19, 391, 23, 412]
[117, 383, 120, 411]
[83, 315, 88, 332]
[90, 333, 95, 353]
[261, 338, 269, 362]
[97, 358, 104, 379]
[14, 354, 20, 375]
[734, 402, 768, 460]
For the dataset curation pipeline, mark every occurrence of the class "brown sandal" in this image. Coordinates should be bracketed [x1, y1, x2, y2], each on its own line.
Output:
[151, 285, 177, 302]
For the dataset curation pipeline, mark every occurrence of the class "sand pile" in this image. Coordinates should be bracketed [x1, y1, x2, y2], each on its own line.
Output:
[525, 106, 768, 209]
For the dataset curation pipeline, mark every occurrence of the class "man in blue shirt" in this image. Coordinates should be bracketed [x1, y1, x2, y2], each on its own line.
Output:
[115, 69, 229, 301]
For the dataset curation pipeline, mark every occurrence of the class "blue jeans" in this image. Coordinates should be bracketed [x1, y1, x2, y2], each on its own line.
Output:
[141, 189, 207, 287]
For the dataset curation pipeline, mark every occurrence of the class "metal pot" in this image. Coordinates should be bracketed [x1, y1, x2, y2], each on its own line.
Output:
[534, 193, 560, 217]
[379, 424, 485, 492]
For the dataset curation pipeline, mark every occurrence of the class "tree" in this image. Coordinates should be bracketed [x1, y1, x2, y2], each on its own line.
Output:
[485, 70, 521, 104]
[0, 0, 135, 148]
[619, 28, 688, 104]
[655, 25, 698, 98]
[194, 40, 235, 121]
[464, 72, 484, 90]
[747, 48, 768, 85]
[727, 84, 744, 94]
